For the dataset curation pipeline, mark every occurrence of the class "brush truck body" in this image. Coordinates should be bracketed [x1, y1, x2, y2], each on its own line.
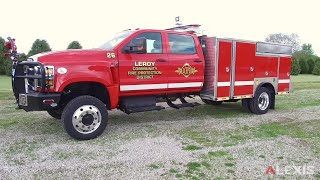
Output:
[5, 28, 292, 140]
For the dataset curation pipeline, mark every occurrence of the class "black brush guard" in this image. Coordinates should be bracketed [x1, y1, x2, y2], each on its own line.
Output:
[12, 61, 60, 111]
[13, 61, 46, 99]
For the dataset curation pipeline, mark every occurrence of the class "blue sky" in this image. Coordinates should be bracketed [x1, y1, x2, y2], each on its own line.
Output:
[1, 0, 319, 55]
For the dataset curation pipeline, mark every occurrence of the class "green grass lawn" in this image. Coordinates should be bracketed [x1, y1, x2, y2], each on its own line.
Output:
[0, 75, 319, 179]
[0, 75, 13, 100]
[0, 75, 11, 91]
[291, 74, 320, 90]
[0, 74, 319, 137]
[0, 74, 319, 122]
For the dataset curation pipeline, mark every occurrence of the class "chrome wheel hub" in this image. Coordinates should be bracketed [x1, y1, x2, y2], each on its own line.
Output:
[258, 92, 269, 111]
[72, 105, 101, 134]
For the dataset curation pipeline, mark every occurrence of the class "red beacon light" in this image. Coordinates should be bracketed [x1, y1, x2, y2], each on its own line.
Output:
[4, 41, 13, 50]
[3, 37, 19, 60]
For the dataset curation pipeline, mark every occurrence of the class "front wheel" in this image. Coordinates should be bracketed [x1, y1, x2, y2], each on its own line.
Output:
[62, 95, 108, 140]
[249, 87, 271, 115]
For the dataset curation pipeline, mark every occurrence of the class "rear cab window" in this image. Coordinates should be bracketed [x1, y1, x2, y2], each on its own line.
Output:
[168, 34, 197, 54]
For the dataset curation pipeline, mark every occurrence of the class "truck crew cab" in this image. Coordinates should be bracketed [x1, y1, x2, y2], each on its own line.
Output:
[4, 24, 292, 140]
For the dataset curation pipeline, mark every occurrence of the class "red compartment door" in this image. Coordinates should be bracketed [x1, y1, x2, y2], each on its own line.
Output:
[216, 40, 232, 99]
[233, 42, 255, 97]
[278, 56, 291, 92]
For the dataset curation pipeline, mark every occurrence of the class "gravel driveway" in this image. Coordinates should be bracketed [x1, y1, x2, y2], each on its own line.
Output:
[0, 98, 319, 179]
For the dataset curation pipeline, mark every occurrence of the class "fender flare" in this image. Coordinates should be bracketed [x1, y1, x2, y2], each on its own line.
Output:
[58, 77, 110, 92]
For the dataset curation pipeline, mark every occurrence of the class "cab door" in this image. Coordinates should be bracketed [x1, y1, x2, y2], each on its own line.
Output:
[118, 32, 168, 96]
[166, 33, 204, 93]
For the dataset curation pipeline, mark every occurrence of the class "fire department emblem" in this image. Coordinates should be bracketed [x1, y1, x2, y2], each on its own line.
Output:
[175, 63, 198, 78]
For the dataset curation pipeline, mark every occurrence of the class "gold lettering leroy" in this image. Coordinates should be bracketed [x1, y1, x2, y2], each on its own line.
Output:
[175, 63, 198, 78]
[134, 61, 156, 67]
[128, 61, 162, 80]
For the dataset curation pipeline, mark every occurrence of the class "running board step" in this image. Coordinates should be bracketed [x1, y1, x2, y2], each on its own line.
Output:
[124, 106, 165, 114]
[167, 98, 200, 109]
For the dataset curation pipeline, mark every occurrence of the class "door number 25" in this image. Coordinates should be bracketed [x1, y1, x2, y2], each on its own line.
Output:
[107, 53, 116, 58]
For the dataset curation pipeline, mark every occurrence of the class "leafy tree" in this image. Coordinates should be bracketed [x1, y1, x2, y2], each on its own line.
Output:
[18, 53, 27, 61]
[28, 39, 51, 56]
[265, 33, 301, 52]
[301, 44, 314, 56]
[0, 36, 11, 76]
[307, 58, 315, 74]
[293, 43, 315, 60]
[299, 59, 309, 74]
[291, 58, 301, 75]
[312, 59, 320, 75]
[67, 41, 82, 49]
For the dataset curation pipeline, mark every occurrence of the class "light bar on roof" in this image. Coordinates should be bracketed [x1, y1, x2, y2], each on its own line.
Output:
[166, 24, 202, 35]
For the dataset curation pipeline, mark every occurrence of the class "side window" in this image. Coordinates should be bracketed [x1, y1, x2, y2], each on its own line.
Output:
[168, 34, 196, 54]
[127, 32, 163, 54]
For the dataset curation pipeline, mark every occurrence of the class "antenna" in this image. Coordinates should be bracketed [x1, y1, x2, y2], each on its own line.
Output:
[175, 16, 183, 26]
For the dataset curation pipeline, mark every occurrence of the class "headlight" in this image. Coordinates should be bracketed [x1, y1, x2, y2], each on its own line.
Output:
[45, 66, 54, 89]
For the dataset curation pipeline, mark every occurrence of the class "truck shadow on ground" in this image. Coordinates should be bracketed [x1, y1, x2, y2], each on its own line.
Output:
[108, 102, 250, 126]
[0, 100, 252, 140]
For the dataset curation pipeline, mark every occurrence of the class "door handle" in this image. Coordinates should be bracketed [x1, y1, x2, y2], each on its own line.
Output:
[156, 59, 167, 62]
[194, 59, 203, 63]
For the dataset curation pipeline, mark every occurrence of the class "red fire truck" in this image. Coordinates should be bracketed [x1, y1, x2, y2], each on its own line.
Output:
[4, 24, 292, 140]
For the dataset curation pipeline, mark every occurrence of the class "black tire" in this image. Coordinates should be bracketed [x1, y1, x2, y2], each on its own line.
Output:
[62, 95, 108, 140]
[47, 108, 63, 119]
[249, 87, 271, 115]
[241, 98, 252, 113]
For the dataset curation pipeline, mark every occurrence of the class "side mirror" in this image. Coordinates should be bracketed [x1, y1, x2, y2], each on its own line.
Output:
[123, 38, 147, 54]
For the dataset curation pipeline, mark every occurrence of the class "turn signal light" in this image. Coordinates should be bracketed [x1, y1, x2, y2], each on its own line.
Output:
[47, 80, 54, 86]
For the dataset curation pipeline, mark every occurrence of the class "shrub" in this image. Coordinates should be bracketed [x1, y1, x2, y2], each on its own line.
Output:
[312, 59, 320, 75]
[3, 60, 12, 76]
[291, 58, 301, 75]
[299, 59, 309, 74]
[307, 58, 315, 74]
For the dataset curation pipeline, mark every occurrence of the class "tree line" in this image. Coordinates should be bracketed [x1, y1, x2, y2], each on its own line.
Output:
[1, 34, 320, 76]
[265, 33, 320, 76]
[0, 37, 82, 75]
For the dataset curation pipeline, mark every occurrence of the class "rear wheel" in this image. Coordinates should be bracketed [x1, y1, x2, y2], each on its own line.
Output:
[62, 95, 108, 140]
[249, 87, 271, 115]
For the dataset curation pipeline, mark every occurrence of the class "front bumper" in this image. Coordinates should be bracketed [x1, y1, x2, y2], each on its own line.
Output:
[18, 92, 61, 111]
[13, 61, 60, 111]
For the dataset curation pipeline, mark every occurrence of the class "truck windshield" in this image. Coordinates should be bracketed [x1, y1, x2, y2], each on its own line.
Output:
[99, 30, 135, 50]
